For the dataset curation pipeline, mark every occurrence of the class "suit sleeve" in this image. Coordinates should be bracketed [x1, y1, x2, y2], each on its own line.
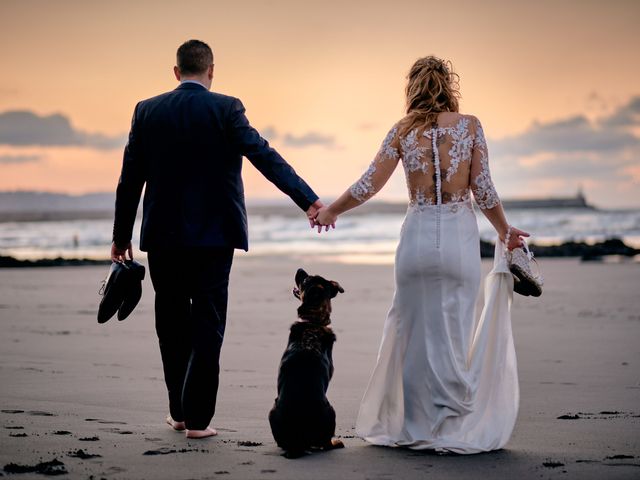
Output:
[227, 98, 319, 211]
[112, 102, 145, 249]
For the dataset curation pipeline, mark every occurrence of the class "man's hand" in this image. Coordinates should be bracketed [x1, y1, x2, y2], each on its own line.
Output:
[306, 199, 325, 228]
[111, 241, 133, 263]
[315, 206, 338, 233]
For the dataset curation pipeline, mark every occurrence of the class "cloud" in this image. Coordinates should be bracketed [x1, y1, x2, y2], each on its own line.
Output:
[492, 114, 639, 158]
[0, 110, 126, 149]
[357, 122, 378, 131]
[283, 132, 336, 148]
[260, 126, 278, 142]
[259, 126, 336, 149]
[600, 96, 640, 128]
[488, 95, 640, 206]
[0, 154, 43, 164]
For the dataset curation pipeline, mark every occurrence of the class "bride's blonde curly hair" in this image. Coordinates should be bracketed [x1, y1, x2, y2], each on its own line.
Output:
[399, 56, 460, 136]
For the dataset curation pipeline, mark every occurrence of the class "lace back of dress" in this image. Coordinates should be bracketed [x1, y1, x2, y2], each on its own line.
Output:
[430, 124, 443, 248]
[347, 113, 500, 223]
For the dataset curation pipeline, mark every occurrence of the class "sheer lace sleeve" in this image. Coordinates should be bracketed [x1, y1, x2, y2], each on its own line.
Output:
[349, 125, 401, 202]
[470, 117, 500, 210]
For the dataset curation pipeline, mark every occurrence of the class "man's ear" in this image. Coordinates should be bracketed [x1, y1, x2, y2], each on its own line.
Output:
[329, 281, 344, 298]
[208, 64, 214, 80]
[173, 66, 181, 81]
[295, 268, 308, 288]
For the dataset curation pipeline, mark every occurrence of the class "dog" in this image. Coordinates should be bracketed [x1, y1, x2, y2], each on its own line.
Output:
[268, 268, 345, 458]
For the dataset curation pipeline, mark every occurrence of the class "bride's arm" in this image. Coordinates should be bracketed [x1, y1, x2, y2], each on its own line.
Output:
[469, 116, 528, 249]
[316, 125, 401, 224]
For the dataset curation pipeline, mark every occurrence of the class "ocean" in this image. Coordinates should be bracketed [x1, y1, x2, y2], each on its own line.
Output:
[1, 207, 639, 264]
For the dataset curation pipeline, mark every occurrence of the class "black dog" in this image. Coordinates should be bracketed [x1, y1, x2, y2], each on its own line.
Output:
[269, 268, 345, 458]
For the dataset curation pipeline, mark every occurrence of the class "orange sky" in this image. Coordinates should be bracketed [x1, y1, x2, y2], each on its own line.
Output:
[1, 0, 639, 207]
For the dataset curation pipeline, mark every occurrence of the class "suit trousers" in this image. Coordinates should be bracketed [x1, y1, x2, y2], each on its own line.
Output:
[147, 247, 234, 430]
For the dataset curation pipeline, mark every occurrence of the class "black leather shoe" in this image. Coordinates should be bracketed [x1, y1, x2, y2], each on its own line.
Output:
[117, 259, 145, 321]
[97, 262, 129, 324]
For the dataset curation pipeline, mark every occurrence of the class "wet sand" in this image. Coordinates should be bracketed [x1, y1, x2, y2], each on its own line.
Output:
[0, 256, 638, 479]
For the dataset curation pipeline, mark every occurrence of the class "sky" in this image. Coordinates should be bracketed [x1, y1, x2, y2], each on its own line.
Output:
[0, 0, 639, 208]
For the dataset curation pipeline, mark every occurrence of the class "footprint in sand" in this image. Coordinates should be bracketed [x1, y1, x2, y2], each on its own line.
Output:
[85, 418, 127, 425]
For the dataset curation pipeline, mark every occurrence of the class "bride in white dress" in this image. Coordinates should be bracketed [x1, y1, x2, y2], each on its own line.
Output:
[315, 56, 529, 454]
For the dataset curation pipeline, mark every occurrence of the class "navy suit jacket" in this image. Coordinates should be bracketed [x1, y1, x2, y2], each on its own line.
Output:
[112, 82, 318, 251]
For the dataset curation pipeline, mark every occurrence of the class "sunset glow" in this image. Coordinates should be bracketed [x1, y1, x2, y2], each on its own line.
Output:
[1, 0, 639, 207]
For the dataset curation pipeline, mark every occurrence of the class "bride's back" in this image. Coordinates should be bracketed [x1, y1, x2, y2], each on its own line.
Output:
[398, 111, 480, 208]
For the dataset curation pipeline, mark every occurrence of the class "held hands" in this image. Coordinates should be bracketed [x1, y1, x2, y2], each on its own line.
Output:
[305, 199, 337, 233]
[305, 199, 325, 228]
[314, 206, 337, 232]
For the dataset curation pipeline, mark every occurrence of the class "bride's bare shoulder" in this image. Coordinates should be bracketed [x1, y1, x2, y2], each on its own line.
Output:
[393, 115, 412, 129]
[461, 113, 483, 126]
[439, 111, 480, 125]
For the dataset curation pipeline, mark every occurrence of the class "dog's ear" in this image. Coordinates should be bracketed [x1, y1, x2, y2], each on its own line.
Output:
[328, 280, 344, 298]
[295, 268, 308, 287]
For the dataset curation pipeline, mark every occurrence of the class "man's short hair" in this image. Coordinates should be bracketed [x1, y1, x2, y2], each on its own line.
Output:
[176, 40, 214, 75]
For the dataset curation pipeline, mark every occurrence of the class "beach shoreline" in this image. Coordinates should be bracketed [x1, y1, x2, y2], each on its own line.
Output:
[1, 236, 638, 268]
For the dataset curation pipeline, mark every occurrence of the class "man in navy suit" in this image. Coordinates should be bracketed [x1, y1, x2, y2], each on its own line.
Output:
[111, 40, 322, 438]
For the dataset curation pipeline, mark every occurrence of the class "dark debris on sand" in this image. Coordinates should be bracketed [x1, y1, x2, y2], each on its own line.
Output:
[52, 430, 72, 436]
[559, 411, 636, 420]
[67, 449, 101, 460]
[142, 447, 208, 456]
[606, 454, 635, 460]
[4, 458, 67, 475]
[78, 436, 100, 442]
[237, 441, 263, 447]
[9, 432, 28, 437]
[542, 461, 565, 468]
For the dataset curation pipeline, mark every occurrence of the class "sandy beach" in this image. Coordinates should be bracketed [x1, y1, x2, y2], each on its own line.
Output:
[0, 255, 638, 479]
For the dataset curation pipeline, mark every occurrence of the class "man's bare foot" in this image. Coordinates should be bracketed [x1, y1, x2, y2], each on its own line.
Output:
[166, 414, 185, 431]
[186, 427, 217, 439]
[330, 438, 345, 449]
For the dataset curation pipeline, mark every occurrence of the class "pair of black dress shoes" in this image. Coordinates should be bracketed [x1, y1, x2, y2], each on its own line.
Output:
[97, 259, 146, 323]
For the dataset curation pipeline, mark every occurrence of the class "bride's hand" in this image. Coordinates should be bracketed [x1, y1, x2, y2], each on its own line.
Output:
[502, 226, 530, 250]
[314, 206, 337, 233]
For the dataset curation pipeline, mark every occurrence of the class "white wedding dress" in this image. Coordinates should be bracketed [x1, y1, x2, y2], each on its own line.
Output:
[350, 113, 518, 454]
